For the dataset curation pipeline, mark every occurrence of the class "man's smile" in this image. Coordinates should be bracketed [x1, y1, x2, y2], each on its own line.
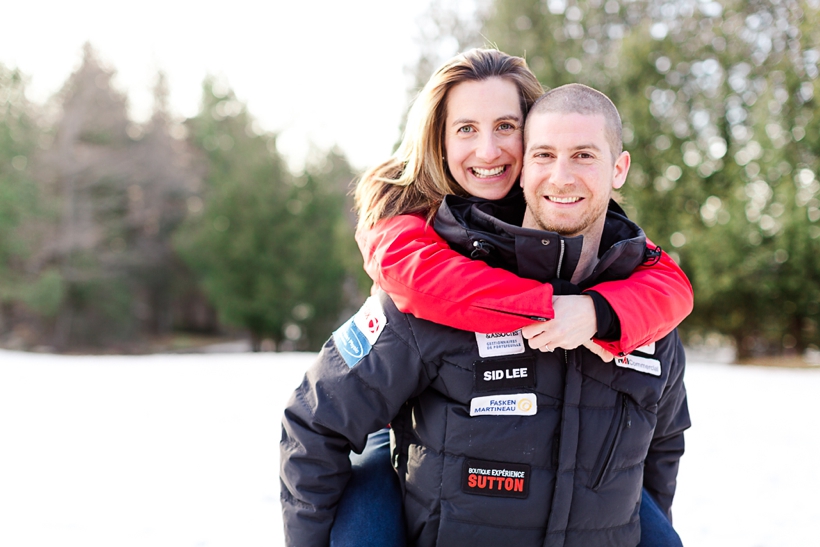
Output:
[545, 195, 582, 204]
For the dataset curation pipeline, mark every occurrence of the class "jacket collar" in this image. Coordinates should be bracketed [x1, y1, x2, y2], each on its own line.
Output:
[433, 186, 647, 290]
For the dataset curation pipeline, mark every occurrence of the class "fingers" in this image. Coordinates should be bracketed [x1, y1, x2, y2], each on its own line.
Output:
[527, 336, 615, 360]
[521, 299, 595, 351]
[521, 322, 547, 340]
[583, 340, 615, 362]
[522, 317, 612, 361]
[529, 335, 553, 352]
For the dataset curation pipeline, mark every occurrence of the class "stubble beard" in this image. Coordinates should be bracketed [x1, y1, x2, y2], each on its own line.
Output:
[524, 190, 609, 238]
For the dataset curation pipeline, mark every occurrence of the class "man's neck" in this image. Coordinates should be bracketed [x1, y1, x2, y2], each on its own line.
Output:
[522, 208, 605, 284]
[570, 213, 608, 283]
[571, 230, 602, 284]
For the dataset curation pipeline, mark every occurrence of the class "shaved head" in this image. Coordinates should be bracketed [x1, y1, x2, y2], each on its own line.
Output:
[525, 83, 623, 162]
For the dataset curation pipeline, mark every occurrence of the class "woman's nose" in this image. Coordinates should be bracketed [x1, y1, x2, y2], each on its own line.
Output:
[475, 134, 502, 162]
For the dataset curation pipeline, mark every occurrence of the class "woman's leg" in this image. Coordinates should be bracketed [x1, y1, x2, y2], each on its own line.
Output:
[329, 428, 406, 547]
[637, 489, 684, 547]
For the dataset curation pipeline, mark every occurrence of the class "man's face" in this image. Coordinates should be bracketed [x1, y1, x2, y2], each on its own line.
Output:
[521, 111, 630, 238]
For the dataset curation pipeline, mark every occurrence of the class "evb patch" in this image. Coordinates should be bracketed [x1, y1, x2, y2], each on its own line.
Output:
[332, 296, 387, 368]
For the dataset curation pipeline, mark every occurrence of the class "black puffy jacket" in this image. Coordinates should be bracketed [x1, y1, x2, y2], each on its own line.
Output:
[280, 194, 690, 547]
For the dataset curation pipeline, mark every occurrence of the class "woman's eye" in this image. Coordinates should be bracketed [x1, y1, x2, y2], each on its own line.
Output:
[457, 126, 474, 134]
[498, 123, 515, 131]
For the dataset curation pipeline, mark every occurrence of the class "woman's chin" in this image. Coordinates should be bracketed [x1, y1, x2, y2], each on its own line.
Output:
[460, 177, 516, 201]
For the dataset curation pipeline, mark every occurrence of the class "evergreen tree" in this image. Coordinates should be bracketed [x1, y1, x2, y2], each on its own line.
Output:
[125, 72, 201, 336]
[0, 64, 47, 339]
[296, 147, 367, 348]
[36, 45, 201, 349]
[177, 79, 360, 351]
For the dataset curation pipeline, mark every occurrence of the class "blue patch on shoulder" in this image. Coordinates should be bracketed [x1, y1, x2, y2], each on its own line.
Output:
[332, 316, 373, 368]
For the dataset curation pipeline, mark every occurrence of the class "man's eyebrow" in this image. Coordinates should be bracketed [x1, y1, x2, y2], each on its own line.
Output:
[451, 114, 522, 126]
[526, 143, 603, 153]
[574, 143, 603, 152]
[526, 143, 553, 152]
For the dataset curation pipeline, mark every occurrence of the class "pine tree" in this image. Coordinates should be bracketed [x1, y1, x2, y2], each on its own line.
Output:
[35, 45, 202, 349]
[124, 72, 202, 336]
[0, 64, 46, 339]
[177, 79, 361, 351]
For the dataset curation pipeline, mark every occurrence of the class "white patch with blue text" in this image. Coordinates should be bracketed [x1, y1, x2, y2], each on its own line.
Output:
[332, 296, 387, 368]
[475, 330, 526, 358]
[469, 393, 537, 416]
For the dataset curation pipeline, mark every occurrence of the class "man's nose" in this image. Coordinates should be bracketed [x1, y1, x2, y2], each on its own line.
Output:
[550, 157, 575, 185]
[475, 134, 502, 162]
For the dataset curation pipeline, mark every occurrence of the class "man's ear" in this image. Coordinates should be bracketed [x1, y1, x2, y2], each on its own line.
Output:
[612, 151, 630, 190]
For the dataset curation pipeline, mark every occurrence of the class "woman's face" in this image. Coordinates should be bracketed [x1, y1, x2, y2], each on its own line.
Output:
[444, 77, 524, 200]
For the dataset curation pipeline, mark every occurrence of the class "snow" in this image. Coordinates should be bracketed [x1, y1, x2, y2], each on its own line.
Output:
[0, 349, 818, 546]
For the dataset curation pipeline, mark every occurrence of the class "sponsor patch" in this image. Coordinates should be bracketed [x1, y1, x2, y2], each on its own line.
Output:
[462, 459, 530, 499]
[475, 330, 526, 358]
[332, 296, 387, 368]
[615, 354, 662, 376]
[634, 342, 656, 356]
[470, 393, 537, 416]
[474, 357, 535, 392]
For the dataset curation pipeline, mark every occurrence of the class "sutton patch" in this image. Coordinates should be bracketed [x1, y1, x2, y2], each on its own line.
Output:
[475, 330, 526, 358]
[332, 296, 387, 368]
[474, 357, 535, 392]
[462, 459, 530, 499]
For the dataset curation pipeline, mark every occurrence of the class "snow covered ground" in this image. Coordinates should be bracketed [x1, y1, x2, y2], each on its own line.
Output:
[0, 349, 818, 546]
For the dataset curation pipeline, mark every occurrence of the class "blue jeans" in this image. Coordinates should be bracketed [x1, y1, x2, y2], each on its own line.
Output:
[638, 489, 684, 547]
[331, 429, 682, 547]
[330, 429, 406, 547]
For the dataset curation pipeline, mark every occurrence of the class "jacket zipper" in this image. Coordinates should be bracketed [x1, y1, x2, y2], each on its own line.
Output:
[590, 394, 630, 490]
[556, 239, 565, 280]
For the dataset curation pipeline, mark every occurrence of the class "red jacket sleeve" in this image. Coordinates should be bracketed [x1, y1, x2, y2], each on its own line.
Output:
[587, 238, 693, 355]
[357, 215, 693, 355]
[356, 215, 555, 333]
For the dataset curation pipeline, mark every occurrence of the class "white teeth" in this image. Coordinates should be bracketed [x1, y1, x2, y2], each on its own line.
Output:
[548, 196, 581, 204]
[472, 166, 505, 177]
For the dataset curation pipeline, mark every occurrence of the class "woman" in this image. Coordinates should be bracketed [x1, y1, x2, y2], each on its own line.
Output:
[332, 49, 688, 547]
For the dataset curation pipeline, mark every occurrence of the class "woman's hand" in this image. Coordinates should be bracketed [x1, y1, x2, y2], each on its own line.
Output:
[521, 295, 611, 361]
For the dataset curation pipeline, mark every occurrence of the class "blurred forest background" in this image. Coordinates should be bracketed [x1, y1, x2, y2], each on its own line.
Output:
[1, 0, 818, 359]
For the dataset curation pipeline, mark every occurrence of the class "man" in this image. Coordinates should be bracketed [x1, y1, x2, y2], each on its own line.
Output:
[280, 84, 690, 547]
